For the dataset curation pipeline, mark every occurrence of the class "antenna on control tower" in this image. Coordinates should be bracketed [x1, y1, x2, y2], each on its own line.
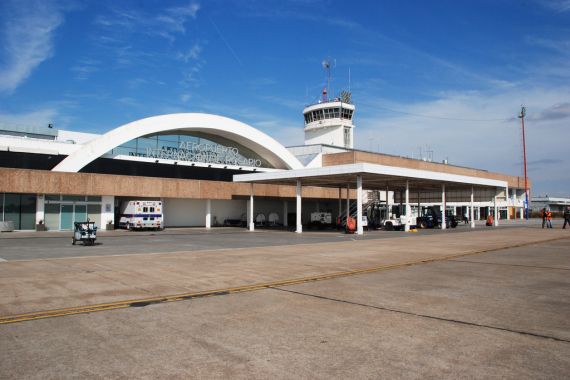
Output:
[322, 59, 333, 102]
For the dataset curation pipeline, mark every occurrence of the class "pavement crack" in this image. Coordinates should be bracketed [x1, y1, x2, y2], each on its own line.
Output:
[270, 287, 570, 344]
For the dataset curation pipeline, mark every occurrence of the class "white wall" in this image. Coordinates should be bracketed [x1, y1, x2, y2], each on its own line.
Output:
[101, 195, 114, 225]
[163, 198, 207, 227]
[305, 126, 344, 147]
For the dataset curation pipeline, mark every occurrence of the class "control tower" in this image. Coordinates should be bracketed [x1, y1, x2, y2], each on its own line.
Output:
[303, 95, 355, 148]
[303, 61, 355, 149]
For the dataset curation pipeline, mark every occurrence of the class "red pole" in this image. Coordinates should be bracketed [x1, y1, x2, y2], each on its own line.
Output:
[520, 106, 529, 219]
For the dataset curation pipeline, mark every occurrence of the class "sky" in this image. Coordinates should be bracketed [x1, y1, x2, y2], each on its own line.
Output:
[1, 0, 569, 196]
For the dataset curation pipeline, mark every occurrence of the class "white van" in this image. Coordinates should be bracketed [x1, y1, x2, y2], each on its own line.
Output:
[118, 200, 163, 230]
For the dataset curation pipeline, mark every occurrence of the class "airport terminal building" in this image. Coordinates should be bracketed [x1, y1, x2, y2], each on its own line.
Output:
[0, 98, 529, 233]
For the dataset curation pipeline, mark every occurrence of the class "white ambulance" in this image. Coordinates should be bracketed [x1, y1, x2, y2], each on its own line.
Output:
[118, 200, 163, 230]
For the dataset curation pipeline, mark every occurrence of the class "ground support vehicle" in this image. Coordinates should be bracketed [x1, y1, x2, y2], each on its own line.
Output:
[72, 220, 97, 246]
[119, 200, 163, 231]
[416, 207, 458, 229]
[308, 212, 333, 229]
[381, 215, 415, 231]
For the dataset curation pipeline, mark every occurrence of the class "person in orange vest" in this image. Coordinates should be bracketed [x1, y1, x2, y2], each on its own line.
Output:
[546, 209, 553, 228]
[486, 213, 494, 226]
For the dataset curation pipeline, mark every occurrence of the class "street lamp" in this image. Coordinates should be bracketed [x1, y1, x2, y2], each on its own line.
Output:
[518, 106, 529, 220]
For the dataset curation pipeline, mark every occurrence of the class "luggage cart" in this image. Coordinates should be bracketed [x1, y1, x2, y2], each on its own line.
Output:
[72, 220, 97, 246]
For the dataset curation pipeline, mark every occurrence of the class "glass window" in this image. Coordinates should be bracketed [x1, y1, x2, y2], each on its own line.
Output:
[0, 193, 3, 221]
[4, 193, 21, 228]
[20, 194, 36, 230]
[117, 139, 137, 149]
[45, 204, 60, 230]
[344, 127, 351, 147]
[45, 194, 61, 201]
[109, 146, 136, 156]
[3, 193, 36, 229]
[143, 207, 148, 212]
[137, 137, 159, 153]
[87, 196, 102, 202]
[62, 195, 85, 202]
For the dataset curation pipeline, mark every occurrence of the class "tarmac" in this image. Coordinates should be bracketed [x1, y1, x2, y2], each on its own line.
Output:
[0, 223, 569, 378]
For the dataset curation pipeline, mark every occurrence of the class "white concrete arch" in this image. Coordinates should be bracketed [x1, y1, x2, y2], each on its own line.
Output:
[53, 113, 304, 172]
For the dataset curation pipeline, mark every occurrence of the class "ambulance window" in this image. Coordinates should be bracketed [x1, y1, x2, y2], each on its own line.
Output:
[143, 207, 148, 212]
[150, 207, 155, 212]
[150, 217, 155, 221]
[143, 217, 148, 221]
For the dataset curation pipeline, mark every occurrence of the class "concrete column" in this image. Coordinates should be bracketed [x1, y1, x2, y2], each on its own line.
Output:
[249, 183, 254, 231]
[470, 186, 475, 228]
[35, 194, 45, 225]
[346, 184, 350, 219]
[356, 175, 363, 235]
[493, 191, 499, 227]
[283, 200, 288, 227]
[405, 180, 410, 232]
[101, 195, 115, 225]
[385, 185, 389, 218]
[417, 192, 421, 220]
[441, 184, 447, 230]
[296, 180, 302, 233]
[205, 199, 211, 229]
[506, 187, 511, 220]
[338, 188, 342, 220]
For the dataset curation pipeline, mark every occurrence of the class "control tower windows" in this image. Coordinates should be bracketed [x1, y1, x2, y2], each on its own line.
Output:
[342, 108, 353, 120]
[312, 109, 324, 121]
[344, 126, 351, 147]
[323, 108, 341, 119]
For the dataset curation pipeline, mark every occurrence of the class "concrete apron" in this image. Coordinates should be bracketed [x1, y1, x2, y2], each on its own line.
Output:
[0, 228, 567, 317]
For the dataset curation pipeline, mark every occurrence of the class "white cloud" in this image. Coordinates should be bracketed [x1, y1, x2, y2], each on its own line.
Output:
[0, 108, 59, 128]
[177, 43, 202, 62]
[0, 0, 64, 93]
[95, 2, 200, 43]
[157, 2, 200, 35]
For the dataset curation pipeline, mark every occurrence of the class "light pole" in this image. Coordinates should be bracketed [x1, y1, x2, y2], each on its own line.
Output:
[518, 106, 529, 219]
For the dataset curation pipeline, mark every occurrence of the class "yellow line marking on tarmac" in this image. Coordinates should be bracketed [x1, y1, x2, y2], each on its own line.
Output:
[1, 236, 568, 325]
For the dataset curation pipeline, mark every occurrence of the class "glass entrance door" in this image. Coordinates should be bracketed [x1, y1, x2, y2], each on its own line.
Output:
[60, 204, 73, 230]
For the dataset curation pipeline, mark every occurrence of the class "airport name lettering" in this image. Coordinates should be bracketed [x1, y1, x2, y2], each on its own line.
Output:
[133, 142, 262, 167]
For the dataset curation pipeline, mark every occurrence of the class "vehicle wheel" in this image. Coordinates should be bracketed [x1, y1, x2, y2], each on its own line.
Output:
[72, 237, 76, 245]
[385, 222, 394, 231]
[419, 221, 427, 229]
[451, 221, 458, 228]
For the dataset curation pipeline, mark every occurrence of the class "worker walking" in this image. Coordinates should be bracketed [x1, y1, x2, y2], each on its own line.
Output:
[546, 209, 553, 228]
[563, 206, 570, 229]
[541, 208, 547, 228]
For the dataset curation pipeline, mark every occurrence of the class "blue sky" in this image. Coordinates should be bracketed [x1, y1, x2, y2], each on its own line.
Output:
[1, 0, 569, 195]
